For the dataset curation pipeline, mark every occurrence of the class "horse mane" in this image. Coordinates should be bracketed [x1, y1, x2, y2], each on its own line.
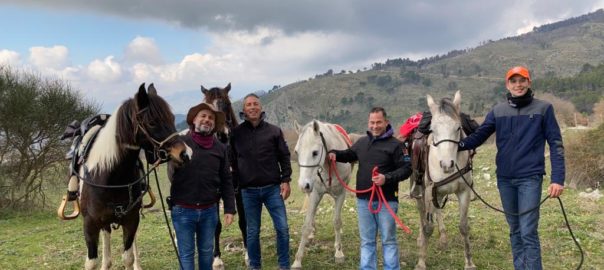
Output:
[87, 93, 174, 172]
[298, 120, 348, 150]
[437, 97, 460, 122]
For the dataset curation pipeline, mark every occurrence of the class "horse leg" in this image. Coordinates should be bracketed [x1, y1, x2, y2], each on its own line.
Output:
[84, 220, 101, 270]
[332, 192, 346, 263]
[132, 240, 142, 270]
[121, 216, 141, 270]
[436, 208, 448, 250]
[212, 206, 224, 270]
[415, 198, 428, 270]
[292, 191, 322, 269]
[100, 229, 112, 270]
[300, 193, 310, 214]
[235, 191, 249, 266]
[458, 189, 476, 270]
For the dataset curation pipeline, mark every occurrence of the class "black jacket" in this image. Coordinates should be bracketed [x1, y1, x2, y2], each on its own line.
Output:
[330, 125, 411, 201]
[230, 118, 292, 188]
[168, 135, 236, 214]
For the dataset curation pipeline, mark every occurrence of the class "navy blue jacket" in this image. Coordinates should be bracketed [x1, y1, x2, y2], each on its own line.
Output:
[459, 98, 565, 185]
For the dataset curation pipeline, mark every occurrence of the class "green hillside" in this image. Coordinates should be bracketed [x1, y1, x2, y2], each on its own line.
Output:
[251, 9, 604, 133]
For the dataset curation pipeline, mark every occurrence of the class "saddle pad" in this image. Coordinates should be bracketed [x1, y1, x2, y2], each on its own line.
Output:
[399, 112, 423, 139]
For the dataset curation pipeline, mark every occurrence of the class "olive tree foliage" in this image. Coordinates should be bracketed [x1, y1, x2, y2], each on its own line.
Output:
[0, 67, 99, 209]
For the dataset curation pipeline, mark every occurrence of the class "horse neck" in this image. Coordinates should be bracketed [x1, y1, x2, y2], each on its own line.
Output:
[322, 124, 348, 151]
[85, 107, 126, 173]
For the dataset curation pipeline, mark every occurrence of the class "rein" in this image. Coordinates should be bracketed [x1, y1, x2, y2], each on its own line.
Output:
[77, 157, 163, 218]
[425, 161, 472, 209]
[329, 159, 412, 234]
[454, 164, 584, 270]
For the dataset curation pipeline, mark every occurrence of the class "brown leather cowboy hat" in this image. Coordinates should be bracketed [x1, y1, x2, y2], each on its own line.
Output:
[186, 102, 225, 133]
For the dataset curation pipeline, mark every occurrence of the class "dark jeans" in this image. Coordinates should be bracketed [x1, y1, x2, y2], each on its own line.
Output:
[498, 175, 543, 270]
[171, 205, 218, 270]
[241, 184, 290, 269]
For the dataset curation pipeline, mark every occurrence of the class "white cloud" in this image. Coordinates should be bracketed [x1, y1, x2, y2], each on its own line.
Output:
[124, 36, 163, 65]
[0, 50, 21, 66]
[28, 45, 70, 69]
[86, 56, 122, 83]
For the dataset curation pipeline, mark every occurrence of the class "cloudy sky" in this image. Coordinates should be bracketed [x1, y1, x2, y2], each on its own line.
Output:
[1, 1, 603, 114]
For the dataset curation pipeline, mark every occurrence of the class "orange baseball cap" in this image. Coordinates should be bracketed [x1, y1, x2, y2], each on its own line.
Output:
[505, 66, 531, 81]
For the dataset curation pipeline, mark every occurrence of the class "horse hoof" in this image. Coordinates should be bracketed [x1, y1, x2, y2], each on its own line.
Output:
[423, 225, 434, 237]
[212, 257, 224, 270]
[244, 250, 250, 267]
[465, 266, 477, 270]
[414, 265, 426, 270]
[438, 240, 448, 250]
[291, 261, 302, 269]
[335, 256, 345, 263]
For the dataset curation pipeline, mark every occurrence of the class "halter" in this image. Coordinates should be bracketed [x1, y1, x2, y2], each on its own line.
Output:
[135, 107, 180, 163]
[426, 127, 472, 209]
[297, 131, 333, 187]
[431, 127, 462, 147]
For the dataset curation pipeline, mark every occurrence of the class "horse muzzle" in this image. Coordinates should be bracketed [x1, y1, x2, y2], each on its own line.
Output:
[169, 142, 192, 166]
[299, 180, 313, 193]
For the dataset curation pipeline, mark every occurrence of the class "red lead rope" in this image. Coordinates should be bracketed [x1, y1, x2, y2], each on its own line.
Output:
[329, 159, 412, 234]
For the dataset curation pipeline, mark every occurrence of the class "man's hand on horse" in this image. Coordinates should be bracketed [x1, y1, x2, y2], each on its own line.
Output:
[548, 183, 564, 198]
[372, 174, 386, 186]
[328, 152, 336, 162]
[280, 182, 291, 200]
[224, 213, 234, 226]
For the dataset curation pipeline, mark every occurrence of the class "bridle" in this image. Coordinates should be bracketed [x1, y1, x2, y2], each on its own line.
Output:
[426, 125, 472, 209]
[431, 126, 462, 147]
[135, 107, 180, 163]
[297, 131, 332, 187]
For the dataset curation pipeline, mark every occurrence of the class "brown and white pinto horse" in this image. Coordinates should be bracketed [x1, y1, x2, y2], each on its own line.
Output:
[201, 83, 248, 269]
[79, 84, 190, 270]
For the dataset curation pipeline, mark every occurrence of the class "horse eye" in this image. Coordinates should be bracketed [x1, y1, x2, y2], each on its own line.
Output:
[312, 151, 318, 157]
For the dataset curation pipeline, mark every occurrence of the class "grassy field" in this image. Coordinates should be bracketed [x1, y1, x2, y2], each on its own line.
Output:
[0, 144, 602, 270]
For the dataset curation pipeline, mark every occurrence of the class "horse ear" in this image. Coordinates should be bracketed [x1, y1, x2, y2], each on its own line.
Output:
[224, 83, 231, 93]
[427, 94, 438, 114]
[137, 83, 150, 109]
[201, 85, 209, 95]
[148, 83, 158, 96]
[293, 119, 301, 134]
[313, 120, 320, 133]
[453, 90, 461, 111]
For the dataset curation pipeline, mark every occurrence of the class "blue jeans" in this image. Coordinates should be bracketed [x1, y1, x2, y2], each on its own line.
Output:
[241, 184, 290, 269]
[356, 198, 400, 270]
[171, 205, 218, 270]
[498, 175, 543, 270]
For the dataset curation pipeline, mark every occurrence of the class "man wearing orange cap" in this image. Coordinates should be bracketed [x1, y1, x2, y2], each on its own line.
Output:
[168, 102, 236, 270]
[458, 66, 565, 270]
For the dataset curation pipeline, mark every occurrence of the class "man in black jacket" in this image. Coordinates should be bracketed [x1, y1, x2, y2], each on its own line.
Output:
[230, 93, 292, 270]
[168, 102, 235, 270]
[328, 107, 412, 270]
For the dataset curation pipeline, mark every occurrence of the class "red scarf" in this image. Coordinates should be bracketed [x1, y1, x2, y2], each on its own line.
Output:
[190, 129, 214, 149]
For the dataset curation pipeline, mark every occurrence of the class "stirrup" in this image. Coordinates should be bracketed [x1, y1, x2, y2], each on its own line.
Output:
[57, 194, 80, 220]
[143, 188, 156, 208]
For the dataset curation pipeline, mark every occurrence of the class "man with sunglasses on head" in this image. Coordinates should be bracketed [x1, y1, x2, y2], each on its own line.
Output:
[458, 66, 565, 270]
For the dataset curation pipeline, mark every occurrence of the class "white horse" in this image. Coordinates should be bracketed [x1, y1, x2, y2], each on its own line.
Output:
[415, 91, 476, 270]
[292, 120, 352, 269]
